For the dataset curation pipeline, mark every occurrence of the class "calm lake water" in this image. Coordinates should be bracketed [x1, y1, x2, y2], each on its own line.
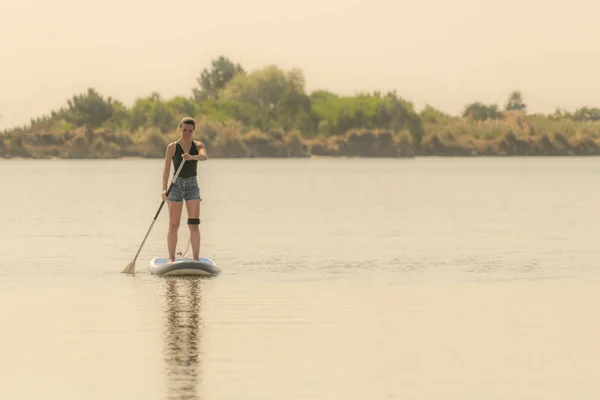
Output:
[1, 157, 600, 399]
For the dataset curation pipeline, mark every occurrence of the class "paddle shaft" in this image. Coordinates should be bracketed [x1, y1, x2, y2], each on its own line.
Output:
[130, 159, 186, 263]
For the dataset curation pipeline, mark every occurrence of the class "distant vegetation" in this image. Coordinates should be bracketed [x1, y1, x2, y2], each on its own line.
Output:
[3, 56, 600, 158]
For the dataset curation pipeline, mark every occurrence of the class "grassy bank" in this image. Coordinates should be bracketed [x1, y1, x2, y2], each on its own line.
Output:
[3, 56, 600, 159]
[3, 114, 600, 159]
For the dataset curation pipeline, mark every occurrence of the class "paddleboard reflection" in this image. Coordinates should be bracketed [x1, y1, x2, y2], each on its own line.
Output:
[163, 277, 203, 400]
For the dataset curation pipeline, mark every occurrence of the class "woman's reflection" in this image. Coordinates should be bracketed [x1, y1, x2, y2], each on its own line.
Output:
[164, 277, 203, 400]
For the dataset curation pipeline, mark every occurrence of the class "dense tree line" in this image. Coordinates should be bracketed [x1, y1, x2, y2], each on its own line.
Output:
[3, 56, 600, 158]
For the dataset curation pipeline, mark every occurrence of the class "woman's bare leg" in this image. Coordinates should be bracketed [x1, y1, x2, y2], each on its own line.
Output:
[185, 199, 201, 260]
[168, 201, 184, 262]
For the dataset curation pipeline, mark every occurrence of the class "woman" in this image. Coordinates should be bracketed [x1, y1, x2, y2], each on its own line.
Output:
[162, 117, 207, 262]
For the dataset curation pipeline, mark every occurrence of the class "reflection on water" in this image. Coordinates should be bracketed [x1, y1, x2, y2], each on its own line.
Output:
[164, 278, 203, 400]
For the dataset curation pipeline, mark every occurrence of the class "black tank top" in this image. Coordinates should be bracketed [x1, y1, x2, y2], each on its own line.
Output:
[172, 141, 198, 178]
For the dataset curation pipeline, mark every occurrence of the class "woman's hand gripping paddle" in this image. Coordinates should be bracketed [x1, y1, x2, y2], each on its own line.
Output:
[121, 160, 186, 274]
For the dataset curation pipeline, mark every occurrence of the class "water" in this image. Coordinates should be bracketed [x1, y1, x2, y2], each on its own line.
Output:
[1, 157, 600, 399]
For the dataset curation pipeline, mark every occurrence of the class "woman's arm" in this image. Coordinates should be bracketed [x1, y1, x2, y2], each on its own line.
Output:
[162, 143, 175, 193]
[193, 141, 207, 161]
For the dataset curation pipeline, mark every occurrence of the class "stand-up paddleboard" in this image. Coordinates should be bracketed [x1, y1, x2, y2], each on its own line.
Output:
[148, 257, 220, 277]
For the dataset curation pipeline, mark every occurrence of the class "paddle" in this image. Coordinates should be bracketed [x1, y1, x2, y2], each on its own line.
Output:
[121, 159, 186, 274]
[177, 238, 191, 258]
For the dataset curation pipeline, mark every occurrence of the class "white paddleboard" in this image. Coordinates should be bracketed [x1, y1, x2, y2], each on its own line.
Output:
[148, 257, 220, 277]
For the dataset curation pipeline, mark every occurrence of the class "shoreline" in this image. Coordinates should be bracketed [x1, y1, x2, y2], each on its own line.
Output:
[4, 123, 600, 160]
[3, 153, 600, 161]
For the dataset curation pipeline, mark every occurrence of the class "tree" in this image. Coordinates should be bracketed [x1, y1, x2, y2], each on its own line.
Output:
[463, 102, 503, 121]
[505, 90, 527, 112]
[571, 107, 600, 121]
[420, 104, 453, 124]
[130, 92, 175, 133]
[193, 56, 245, 101]
[310, 90, 423, 143]
[61, 88, 114, 128]
[221, 65, 314, 132]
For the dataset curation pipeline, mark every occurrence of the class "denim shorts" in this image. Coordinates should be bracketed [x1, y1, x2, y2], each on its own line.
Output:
[168, 176, 202, 202]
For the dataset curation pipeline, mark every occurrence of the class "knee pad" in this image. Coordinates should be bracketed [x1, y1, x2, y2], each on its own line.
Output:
[187, 218, 200, 225]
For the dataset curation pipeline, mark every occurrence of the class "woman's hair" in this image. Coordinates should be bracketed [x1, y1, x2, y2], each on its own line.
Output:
[179, 117, 196, 129]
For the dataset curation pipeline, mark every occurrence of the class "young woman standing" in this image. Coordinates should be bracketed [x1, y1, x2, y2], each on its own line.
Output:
[162, 117, 207, 262]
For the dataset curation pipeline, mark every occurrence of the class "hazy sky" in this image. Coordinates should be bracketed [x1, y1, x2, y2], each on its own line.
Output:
[1, 0, 599, 130]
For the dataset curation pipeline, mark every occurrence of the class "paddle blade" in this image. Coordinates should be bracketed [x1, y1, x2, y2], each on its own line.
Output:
[121, 260, 136, 274]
